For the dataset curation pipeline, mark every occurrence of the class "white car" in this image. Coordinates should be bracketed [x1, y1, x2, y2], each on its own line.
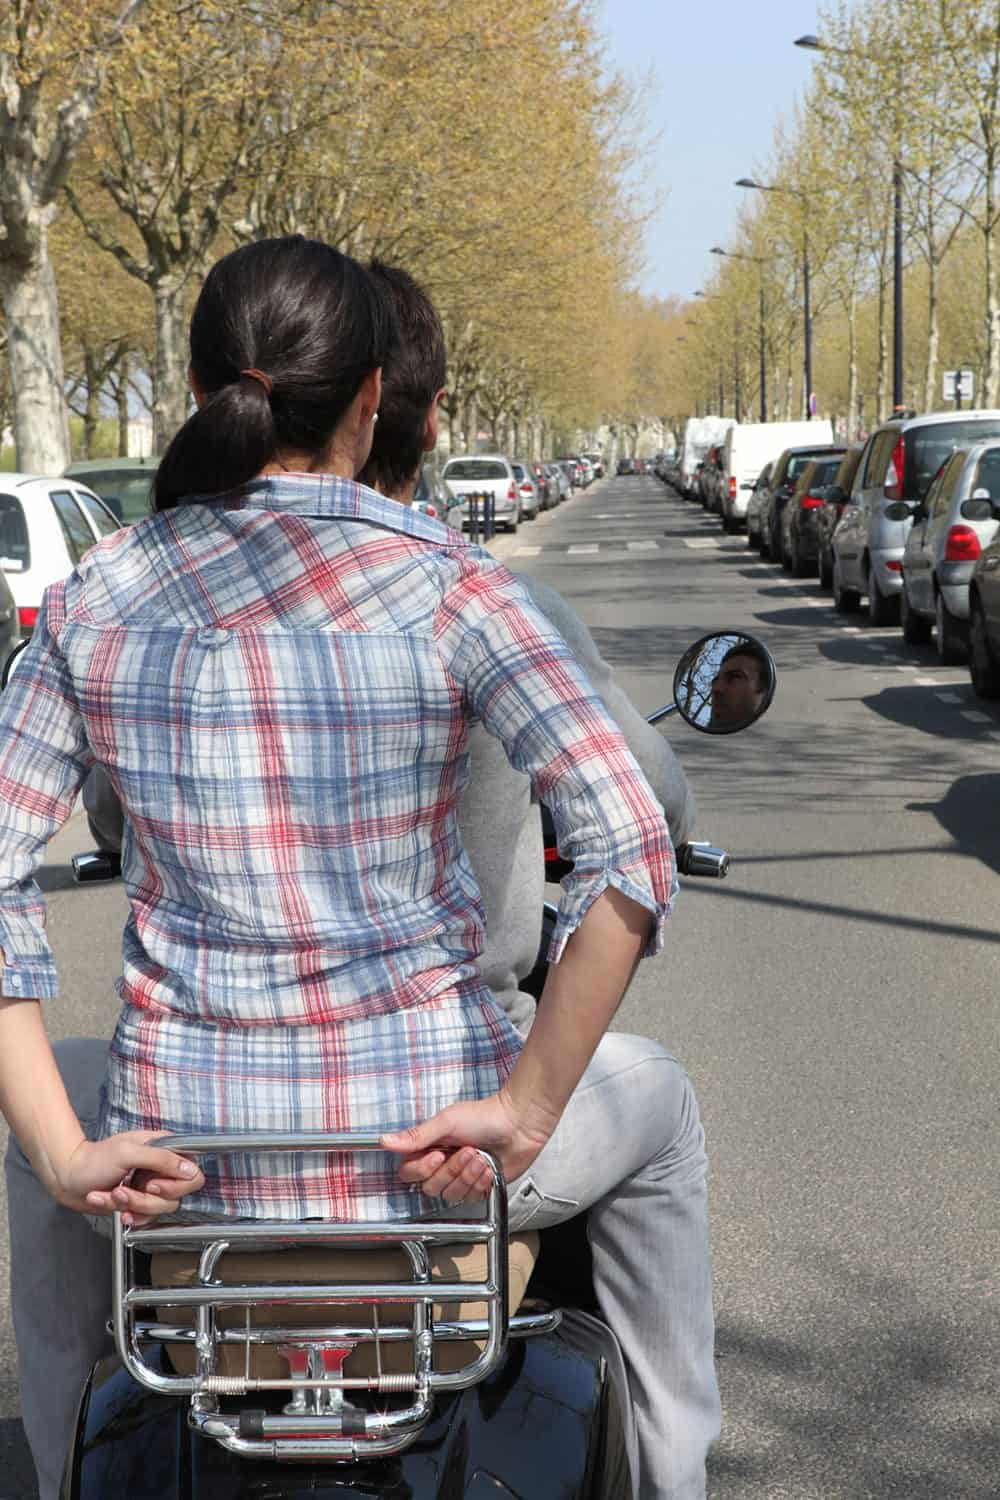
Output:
[440, 455, 521, 532]
[0, 473, 120, 636]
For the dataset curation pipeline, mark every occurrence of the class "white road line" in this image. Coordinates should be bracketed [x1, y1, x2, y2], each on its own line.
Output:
[936, 692, 964, 704]
[843, 626, 862, 634]
[627, 540, 659, 551]
[914, 677, 940, 686]
[512, 546, 541, 556]
[882, 653, 905, 661]
[568, 544, 599, 554]
[683, 538, 719, 550]
[961, 709, 994, 724]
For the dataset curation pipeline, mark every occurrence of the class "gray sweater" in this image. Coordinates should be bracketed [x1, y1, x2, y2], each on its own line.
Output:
[458, 575, 694, 1032]
[83, 573, 694, 1035]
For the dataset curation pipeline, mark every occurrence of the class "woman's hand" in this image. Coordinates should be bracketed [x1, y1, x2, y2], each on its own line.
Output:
[57, 1132, 205, 1227]
[381, 1089, 556, 1204]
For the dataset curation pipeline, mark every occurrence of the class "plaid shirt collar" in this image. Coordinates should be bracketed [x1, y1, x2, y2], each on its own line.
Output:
[205, 472, 463, 548]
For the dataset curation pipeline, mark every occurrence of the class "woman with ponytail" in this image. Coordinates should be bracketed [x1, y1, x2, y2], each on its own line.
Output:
[0, 236, 676, 1499]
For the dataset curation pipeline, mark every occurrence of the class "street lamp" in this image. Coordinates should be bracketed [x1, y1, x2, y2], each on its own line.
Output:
[736, 176, 812, 419]
[795, 32, 904, 412]
[712, 245, 769, 422]
[693, 291, 726, 414]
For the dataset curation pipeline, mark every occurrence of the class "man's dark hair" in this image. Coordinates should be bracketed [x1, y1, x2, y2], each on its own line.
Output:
[356, 261, 447, 494]
[154, 236, 396, 511]
[720, 639, 770, 693]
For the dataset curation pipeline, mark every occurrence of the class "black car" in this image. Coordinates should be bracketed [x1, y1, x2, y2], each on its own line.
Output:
[817, 445, 865, 587]
[780, 450, 847, 575]
[758, 444, 844, 561]
[616, 456, 635, 475]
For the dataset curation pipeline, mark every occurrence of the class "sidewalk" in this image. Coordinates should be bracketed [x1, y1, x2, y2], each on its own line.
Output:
[478, 476, 605, 562]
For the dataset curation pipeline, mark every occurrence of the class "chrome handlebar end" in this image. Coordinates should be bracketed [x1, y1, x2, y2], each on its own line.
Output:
[676, 841, 730, 879]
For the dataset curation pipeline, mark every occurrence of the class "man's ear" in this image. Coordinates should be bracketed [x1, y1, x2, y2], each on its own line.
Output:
[422, 389, 446, 453]
[189, 366, 207, 409]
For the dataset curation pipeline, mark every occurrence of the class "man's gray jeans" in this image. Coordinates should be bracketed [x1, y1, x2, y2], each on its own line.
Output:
[5, 1033, 720, 1500]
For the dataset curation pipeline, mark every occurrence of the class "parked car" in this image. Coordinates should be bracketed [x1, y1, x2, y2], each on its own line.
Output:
[440, 454, 520, 532]
[968, 521, 1000, 695]
[616, 456, 635, 475]
[510, 461, 540, 520]
[531, 461, 553, 509]
[897, 441, 1000, 662]
[831, 410, 1000, 622]
[0, 565, 19, 663]
[0, 473, 119, 635]
[546, 462, 571, 502]
[817, 445, 865, 587]
[412, 463, 459, 527]
[758, 442, 842, 561]
[578, 457, 595, 486]
[699, 446, 726, 513]
[779, 450, 847, 575]
[744, 463, 773, 547]
[63, 456, 158, 526]
[583, 451, 605, 478]
[720, 419, 832, 534]
[559, 457, 586, 488]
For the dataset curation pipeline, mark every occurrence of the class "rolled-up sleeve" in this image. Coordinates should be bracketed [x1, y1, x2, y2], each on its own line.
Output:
[436, 555, 676, 961]
[0, 583, 93, 998]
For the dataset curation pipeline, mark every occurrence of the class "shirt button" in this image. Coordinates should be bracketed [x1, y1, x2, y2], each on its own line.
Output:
[197, 628, 231, 648]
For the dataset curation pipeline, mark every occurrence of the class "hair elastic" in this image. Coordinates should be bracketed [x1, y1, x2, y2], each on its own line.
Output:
[239, 367, 274, 397]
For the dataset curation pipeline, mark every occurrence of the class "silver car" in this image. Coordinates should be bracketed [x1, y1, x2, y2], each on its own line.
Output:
[510, 461, 540, 520]
[440, 455, 520, 532]
[831, 410, 1000, 623]
[899, 441, 1000, 662]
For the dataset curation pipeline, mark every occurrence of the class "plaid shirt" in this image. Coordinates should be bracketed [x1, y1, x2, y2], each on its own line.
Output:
[0, 476, 674, 1219]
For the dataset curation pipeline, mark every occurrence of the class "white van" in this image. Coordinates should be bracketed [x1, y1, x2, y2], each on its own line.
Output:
[721, 420, 834, 532]
[680, 416, 733, 498]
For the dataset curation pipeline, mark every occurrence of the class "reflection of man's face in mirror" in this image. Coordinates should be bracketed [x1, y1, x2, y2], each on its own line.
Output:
[710, 650, 767, 729]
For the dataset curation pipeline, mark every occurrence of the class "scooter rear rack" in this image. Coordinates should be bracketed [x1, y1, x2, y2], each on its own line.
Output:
[112, 1131, 559, 1463]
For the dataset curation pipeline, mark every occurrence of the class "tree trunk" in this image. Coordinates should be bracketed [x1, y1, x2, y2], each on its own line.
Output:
[153, 280, 191, 453]
[83, 352, 101, 458]
[847, 287, 859, 442]
[986, 142, 1000, 407]
[0, 236, 71, 473]
[117, 353, 131, 455]
[876, 269, 888, 424]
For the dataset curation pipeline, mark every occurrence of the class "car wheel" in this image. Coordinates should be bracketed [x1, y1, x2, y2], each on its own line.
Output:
[833, 555, 861, 613]
[747, 524, 759, 548]
[969, 597, 1000, 697]
[867, 559, 899, 625]
[818, 545, 833, 589]
[721, 511, 738, 535]
[900, 582, 932, 644]
[935, 590, 967, 665]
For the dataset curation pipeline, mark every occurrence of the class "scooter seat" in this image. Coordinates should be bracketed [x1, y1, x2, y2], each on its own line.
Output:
[150, 1233, 539, 1377]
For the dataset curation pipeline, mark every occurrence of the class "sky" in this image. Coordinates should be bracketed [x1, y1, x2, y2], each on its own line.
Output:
[597, 0, 842, 303]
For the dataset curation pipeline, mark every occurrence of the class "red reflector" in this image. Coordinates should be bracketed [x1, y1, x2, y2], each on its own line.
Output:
[728, 476, 737, 499]
[507, 482, 516, 500]
[884, 435, 906, 498]
[800, 493, 825, 508]
[520, 482, 533, 493]
[944, 524, 982, 562]
[885, 560, 903, 572]
[17, 606, 38, 631]
[543, 846, 560, 863]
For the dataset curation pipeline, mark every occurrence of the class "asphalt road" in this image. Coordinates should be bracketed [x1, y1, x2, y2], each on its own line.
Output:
[1, 474, 998, 1497]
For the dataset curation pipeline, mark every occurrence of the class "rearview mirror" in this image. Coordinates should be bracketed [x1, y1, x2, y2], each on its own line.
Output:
[672, 631, 776, 735]
[883, 501, 913, 521]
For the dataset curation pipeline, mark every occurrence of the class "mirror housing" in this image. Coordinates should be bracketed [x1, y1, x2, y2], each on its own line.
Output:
[884, 500, 914, 522]
[672, 631, 776, 735]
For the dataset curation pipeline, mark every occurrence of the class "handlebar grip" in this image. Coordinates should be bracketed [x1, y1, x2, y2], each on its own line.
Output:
[676, 841, 730, 879]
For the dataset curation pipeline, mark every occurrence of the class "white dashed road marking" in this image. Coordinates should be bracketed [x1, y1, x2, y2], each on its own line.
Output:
[936, 692, 964, 704]
[512, 546, 541, 556]
[627, 540, 659, 551]
[683, 538, 719, 550]
[914, 678, 940, 686]
[961, 710, 993, 724]
[568, 544, 599, 554]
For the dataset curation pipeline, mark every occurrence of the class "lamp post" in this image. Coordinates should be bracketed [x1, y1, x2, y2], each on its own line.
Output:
[795, 32, 904, 412]
[736, 177, 812, 418]
[712, 245, 769, 421]
[694, 290, 726, 414]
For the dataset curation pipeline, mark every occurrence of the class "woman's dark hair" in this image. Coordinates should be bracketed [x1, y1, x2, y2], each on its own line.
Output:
[356, 261, 447, 495]
[153, 236, 396, 510]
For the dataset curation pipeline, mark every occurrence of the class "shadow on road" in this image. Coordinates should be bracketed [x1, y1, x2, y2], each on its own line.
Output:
[34, 863, 80, 893]
[861, 684, 1000, 738]
[907, 773, 1000, 878]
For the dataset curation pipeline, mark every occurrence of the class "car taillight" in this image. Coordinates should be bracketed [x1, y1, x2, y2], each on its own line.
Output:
[885, 560, 903, 572]
[884, 435, 906, 499]
[944, 524, 982, 562]
[507, 482, 517, 500]
[800, 493, 825, 509]
[426, 505, 437, 519]
[17, 606, 38, 632]
[519, 481, 533, 493]
[728, 477, 737, 499]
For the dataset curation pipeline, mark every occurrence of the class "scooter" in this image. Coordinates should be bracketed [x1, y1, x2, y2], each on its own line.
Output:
[3, 629, 776, 1499]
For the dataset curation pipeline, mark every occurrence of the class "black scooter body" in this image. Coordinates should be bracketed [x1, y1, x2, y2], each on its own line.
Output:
[65, 1306, 631, 1499]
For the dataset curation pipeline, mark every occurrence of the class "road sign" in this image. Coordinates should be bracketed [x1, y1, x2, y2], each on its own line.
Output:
[809, 391, 818, 416]
[943, 369, 975, 402]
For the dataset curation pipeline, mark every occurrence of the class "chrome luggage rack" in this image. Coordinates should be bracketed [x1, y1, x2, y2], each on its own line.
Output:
[112, 1131, 560, 1462]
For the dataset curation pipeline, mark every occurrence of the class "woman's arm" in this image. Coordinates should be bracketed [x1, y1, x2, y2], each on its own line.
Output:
[0, 998, 205, 1223]
[383, 884, 650, 1198]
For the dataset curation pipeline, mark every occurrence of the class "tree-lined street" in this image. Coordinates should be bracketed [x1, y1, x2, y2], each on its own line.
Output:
[2, 473, 997, 1498]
